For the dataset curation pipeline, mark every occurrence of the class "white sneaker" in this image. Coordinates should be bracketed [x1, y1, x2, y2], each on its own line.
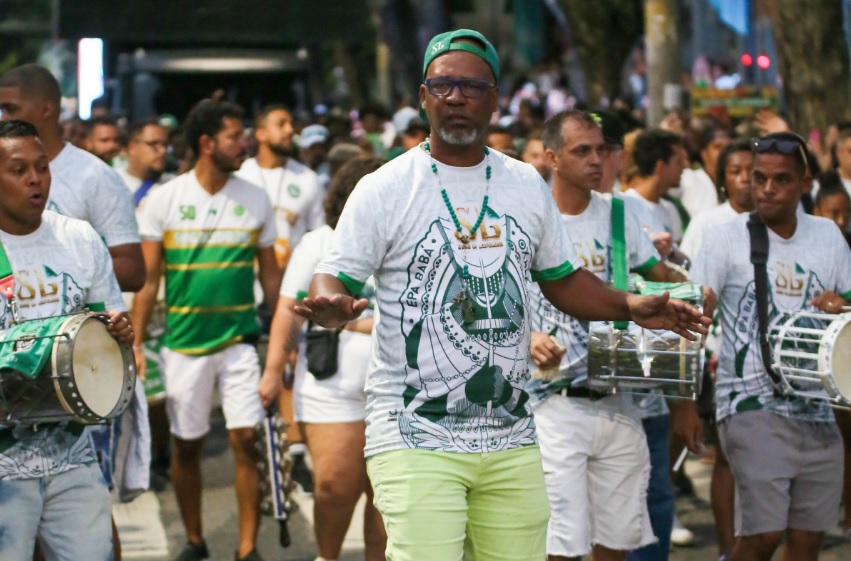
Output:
[670, 515, 695, 547]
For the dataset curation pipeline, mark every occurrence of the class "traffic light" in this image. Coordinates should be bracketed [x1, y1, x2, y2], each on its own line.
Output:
[756, 55, 771, 69]
[741, 53, 753, 66]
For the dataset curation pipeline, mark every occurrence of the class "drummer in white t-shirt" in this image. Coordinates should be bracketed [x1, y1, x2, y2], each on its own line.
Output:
[263, 156, 387, 561]
[0, 120, 133, 561]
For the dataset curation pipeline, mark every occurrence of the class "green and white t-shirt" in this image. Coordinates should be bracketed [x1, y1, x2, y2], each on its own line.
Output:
[138, 171, 276, 356]
[237, 157, 324, 268]
[690, 213, 851, 423]
[0, 211, 124, 480]
[48, 143, 140, 248]
[314, 147, 581, 456]
[527, 192, 660, 401]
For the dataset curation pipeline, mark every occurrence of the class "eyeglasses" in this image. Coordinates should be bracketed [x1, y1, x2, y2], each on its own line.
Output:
[752, 135, 809, 174]
[424, 77, 495, 99]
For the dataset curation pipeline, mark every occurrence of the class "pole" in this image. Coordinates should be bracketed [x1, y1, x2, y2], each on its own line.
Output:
[645, 0, 680, 126]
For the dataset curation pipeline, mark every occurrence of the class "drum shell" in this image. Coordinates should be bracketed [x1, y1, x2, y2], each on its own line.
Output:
[0, 314, 136, 425]
[771, 310, 851, 407]
[587, 323, 704, 398]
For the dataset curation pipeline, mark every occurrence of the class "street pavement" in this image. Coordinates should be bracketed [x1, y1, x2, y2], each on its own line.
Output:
[116, 412, 851, 561]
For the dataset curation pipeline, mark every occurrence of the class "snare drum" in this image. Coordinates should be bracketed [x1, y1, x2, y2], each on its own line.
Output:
[0, 313, 136, 425]
[770, 310, 851, 407]
[587, 322, 704, 399]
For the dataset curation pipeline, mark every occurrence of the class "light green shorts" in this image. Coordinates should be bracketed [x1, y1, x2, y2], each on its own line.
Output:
[366, 445, 550, 561]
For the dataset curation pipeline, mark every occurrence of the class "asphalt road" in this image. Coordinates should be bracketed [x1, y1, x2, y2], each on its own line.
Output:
[123, 412, 851, 561]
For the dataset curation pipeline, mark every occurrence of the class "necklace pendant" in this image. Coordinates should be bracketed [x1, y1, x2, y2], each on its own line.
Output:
[460, 234, 470, 244]
[462, 295, 476, 324]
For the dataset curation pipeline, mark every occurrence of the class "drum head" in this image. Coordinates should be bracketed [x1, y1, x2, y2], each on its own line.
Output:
[71, 318, 127, 418]
[827, 318, 851, 402]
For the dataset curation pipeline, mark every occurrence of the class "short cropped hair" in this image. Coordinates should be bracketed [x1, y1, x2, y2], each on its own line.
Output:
[127, 119, 163, 142]
[633, 129, 684, 177]
[0, 119, 39, 140]
[183, 99, 244, 157]
[541, 110, 600, 153]
[0, 64, 61, 112]
[253, 104, 290, 130]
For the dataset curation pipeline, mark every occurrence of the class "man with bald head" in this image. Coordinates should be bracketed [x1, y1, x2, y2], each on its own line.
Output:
[295, 29, 710, 561]
[0, 64, 144, 291]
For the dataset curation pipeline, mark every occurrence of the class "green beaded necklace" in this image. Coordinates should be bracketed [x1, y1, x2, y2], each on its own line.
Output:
[423, 137, 492, 324]
[424, 137, 491, 245]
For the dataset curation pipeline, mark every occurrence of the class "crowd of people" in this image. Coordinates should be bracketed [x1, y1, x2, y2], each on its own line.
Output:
[0, 26, 850, 561]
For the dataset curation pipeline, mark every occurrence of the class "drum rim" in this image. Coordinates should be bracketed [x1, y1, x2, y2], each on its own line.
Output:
[51, 314, 136, 424]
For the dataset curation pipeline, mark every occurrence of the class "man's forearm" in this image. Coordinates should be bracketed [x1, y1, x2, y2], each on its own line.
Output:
[131, 281, 158, 346]
[109, 244, 146, 292]
[264, 298, 302, 377]
[309, 272, 351, 299]
[539, 269, 631, 321]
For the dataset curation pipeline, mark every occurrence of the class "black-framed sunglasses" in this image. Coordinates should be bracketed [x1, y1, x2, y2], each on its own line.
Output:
[752, 134, 809, 174]
[424, 77, 495, 99]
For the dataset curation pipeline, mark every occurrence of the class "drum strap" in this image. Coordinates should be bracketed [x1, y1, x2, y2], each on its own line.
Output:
[610, 197, 629, 330]
[746, 212, 784, 388]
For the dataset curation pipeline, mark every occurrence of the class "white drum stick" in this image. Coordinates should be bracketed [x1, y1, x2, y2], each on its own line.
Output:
[673, 446, 689, 473]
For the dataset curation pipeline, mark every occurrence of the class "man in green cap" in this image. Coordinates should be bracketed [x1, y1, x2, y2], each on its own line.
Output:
[295, 29, 710, 561]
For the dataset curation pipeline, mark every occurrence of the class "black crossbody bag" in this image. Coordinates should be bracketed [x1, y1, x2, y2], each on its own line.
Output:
[746, 212, 785, 391]
[305, 322, 342, 380]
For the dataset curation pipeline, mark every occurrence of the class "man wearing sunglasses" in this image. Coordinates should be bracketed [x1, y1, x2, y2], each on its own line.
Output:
[295, 29, 710, 561]
[689, 132, 851, 561]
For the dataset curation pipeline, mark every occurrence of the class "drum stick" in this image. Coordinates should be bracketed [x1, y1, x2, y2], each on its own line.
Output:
[673, 446, 689, 473]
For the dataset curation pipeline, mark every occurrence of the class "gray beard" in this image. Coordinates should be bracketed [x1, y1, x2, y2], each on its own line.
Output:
[435, 126, 480, 147]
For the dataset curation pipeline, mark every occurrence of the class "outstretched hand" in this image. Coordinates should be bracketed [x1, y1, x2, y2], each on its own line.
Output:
[627, 292, 711, 341]
[294, 293, 370, 328]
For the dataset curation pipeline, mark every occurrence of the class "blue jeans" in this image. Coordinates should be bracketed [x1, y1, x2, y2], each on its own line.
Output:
[0, 462, 113, 561]
[627, 414, 674, 561]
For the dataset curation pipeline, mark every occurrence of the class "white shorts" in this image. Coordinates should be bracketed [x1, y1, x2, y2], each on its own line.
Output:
[161, 344, 265, 440]
[294, 330, 369, 423]
[535, 392, 655, 556]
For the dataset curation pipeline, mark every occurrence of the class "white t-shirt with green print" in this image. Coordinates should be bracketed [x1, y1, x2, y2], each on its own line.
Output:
[0, 211, 125, 480]
[314, 146, 582, 456]
[690, 213, 851, 423]
[527, 191, 661, 402]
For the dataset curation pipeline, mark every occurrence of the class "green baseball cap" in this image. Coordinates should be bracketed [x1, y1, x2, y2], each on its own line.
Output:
[422, 29, 500, 82]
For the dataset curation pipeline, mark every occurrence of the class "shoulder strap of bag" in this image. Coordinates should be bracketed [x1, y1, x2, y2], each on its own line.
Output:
[746, 212, 783, 387]
[133, 179, 157, 207]
[610, 197, 629, 330]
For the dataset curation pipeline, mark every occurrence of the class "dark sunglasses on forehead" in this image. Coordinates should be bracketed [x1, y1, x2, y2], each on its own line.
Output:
[751, 135, 809, 174]
[424, 77, 496, 99]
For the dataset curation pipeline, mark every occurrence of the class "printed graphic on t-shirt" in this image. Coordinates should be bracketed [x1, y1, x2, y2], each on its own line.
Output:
[728, 261, 826, 415]
[398, 206, 536, 452]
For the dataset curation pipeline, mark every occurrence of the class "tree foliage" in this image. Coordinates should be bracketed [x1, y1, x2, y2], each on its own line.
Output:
[557, 0, 642, 106]
[766, 0, 851, 132]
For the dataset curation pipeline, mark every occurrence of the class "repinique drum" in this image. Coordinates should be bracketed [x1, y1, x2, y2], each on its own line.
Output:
[586, 280, 705, 400]
[587, 322, 704, 399]
[0, 314, 136, 425]
[770, 309, 851, 408]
